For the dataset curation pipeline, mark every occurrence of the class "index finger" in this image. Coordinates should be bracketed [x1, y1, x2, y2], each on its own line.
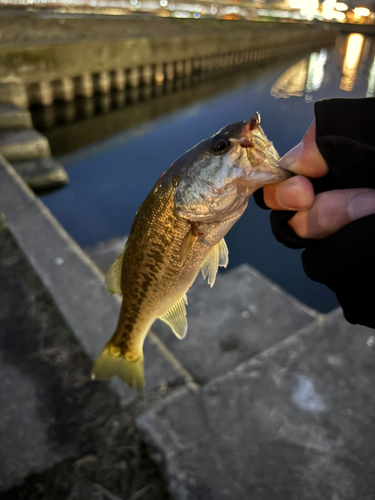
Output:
[278, 121, 329, 179]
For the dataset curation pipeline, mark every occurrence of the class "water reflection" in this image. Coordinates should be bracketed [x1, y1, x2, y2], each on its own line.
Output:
[340, 33, 364, 92]
[367, 56, 375, 97]
[270, 33, 375, 100]
[271, 48, 328, 101]
[305, 49, 327, 101]
[270, 58, 308, 98]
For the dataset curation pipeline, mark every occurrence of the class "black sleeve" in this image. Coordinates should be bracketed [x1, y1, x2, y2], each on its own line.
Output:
[258, 98, 375, 328]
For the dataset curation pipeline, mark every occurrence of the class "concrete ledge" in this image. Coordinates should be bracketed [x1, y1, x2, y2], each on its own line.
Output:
[0, 81, 28, 109]
[0, 129, 50, 161]
[0, 215, 73, 491]
[11, 157, 69, 192]
[0, 103, 32, 130]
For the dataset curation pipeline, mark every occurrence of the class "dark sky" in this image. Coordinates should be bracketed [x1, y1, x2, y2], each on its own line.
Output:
[341, 0, 375, 7]
[267, 0, 375, 9]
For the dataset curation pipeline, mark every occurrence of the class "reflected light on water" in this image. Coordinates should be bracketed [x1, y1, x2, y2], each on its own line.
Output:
[366, 57, 375, 97]
[270, 59, 308, 98]
[340, 33, 364, 92]
[271, 48, 327, 100]
[305, 49, 327, 101]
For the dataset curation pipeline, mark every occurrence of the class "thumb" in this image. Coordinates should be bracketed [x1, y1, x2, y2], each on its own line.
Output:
[289, 189, 375, 239]
[278, 121, 329, 179]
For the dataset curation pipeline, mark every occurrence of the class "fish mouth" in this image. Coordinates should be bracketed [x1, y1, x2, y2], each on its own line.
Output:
[229, 112, 260, 149]
[230, 112, 294, 185]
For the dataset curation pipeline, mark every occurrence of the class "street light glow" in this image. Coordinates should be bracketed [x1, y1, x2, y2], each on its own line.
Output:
[334, 2, 348, 11]
[353, 7, 371, 17]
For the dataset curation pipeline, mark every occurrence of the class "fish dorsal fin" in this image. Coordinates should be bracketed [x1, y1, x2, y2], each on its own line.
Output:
[159, 295, 188, 339]
[201, 238, 229, 288]
[105, 252, 124, 295]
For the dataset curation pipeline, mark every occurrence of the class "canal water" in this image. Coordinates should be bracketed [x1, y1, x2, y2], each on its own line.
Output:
[35, 32, 375, 313]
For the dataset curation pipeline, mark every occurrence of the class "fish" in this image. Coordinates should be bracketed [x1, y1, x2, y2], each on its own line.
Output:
[92, 112, 292, 391]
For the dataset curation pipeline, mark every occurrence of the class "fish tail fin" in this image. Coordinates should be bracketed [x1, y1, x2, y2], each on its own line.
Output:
[92, 344, 145, 392]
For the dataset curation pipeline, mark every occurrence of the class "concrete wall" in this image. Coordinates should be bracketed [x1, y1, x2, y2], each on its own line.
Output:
[0, 20, 336, 106]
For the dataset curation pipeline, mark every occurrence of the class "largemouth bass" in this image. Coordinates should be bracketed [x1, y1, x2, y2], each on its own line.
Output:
[92, 113, 291, 390]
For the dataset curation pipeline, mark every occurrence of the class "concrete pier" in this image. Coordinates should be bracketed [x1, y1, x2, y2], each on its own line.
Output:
[74, 73, 94, 98]
[0, 80, 69, 191]
[111, 69, 126, 91]
[0, 18, 336, 106]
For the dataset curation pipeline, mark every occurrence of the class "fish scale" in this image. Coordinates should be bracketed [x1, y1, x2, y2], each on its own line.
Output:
[111, 179, 210, 356]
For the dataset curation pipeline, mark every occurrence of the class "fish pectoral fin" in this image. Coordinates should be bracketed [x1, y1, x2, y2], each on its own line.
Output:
[92, 344, 145, 392]
[159, 295, 188, 339]
[105, 252, 124, 295]
[179, 229, 198, 265]
[200, 238, 229, 288]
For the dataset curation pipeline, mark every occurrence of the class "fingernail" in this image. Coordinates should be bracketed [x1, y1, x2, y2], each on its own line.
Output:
[349, 191, 375, 221]
[278, 141, 304, 170]
[276, 181, 309, 209]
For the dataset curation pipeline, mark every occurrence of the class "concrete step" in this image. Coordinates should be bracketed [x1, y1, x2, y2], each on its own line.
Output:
[11, 157, 69, 192]
[0, 103, 32, 130]
[137, 309, 375, 500]
[153, 265, 319, 385]
[0, 129, 50, 161]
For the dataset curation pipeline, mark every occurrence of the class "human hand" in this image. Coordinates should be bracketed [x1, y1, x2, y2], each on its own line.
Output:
[264, 121, 375, 239]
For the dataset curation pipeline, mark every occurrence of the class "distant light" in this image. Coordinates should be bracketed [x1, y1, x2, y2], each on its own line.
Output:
[353, 7, 370, 16]
[322, 0, 336, 19]
[210, 3, 217, 14]
[258, 8, 292, 17]
[334, 2, 348, 11]
[289, 0, 302, 8]
[130, 0, 137, 5]
[159, 0, 168, 6]
[194, 11, 200, 17]
[333, 11, 346, 20]
[173, 10, 190, 17]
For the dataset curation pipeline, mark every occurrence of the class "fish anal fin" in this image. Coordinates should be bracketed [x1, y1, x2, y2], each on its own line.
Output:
[159, 295, 188, 339]
[201, 238, 229, 288]
[92, 344, 144, 392]
[105, 252, 124, 295]
[179, 229, 198, 265]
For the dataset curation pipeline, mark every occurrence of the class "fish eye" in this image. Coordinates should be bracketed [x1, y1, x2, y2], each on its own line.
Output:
[211, 137, 230, 155]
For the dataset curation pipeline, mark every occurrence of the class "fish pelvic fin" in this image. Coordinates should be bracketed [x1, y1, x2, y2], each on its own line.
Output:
[201, 238, 229, 287]
[92, 344, 145, 392]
